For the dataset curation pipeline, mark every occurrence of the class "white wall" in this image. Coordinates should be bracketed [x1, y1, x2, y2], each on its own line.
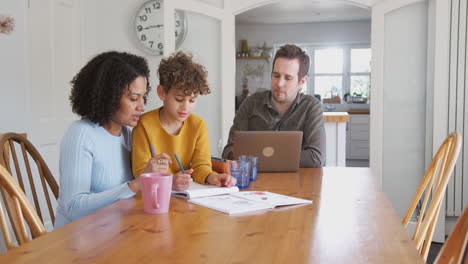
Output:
[236, 20, 371, 49]
[0, 0, 28, 133]
[235, 20, 371, 96]
[82, 0, 223, 155]
[0, 0, 28, 253]
[179, 12, 222, 155]
[382, 2, 428, 218]
[82, 0, 162, 110]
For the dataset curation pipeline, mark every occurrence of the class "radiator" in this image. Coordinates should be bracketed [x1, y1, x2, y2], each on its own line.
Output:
[446, 0, 468, 217]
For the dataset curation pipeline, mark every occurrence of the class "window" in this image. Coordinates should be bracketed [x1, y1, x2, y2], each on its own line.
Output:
[303, 45, 371, 100]
[314, 48, 344, 99]
[350, 48, 371, 97]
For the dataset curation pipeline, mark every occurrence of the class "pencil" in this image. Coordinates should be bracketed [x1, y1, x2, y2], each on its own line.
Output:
[150, 144, 156, 157]
[173, 153, 186, 174]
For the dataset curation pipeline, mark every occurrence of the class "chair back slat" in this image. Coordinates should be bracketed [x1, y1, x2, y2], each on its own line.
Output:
[0, 133, 58, 229]
[0, 186, 26, 248]
[436, 141, 451, 186]
[402, 131, 462, 261]
[2, 133, 27, 172]
[0, 165, 46, 250]
[19, 141, 44, 223]
[2, 142, 11, 172]
[435, 206, 468, 264]
[422, 201, 443, 258]
[0, 188, 15, 249]
[37, 162, 55, 223]
[415, 167, 437, 239]
[12, 195, 29, 245]
[8, 140, 26, 193]
[402, 168, 432, 226]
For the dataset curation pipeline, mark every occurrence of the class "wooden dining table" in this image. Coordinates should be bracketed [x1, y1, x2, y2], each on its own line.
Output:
[0, 167, 423, 263]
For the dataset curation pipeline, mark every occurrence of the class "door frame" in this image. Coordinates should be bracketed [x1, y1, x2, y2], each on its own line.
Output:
[166, 0, 235, 147]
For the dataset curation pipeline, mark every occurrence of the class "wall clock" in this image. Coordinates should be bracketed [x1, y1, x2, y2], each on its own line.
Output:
[134, 0, 187, 55]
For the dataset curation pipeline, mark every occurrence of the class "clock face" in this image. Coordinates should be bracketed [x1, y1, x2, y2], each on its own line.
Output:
[134, 0, 187, 55]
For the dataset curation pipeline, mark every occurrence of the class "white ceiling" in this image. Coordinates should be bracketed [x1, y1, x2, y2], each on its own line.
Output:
[235, 0, 371, 24]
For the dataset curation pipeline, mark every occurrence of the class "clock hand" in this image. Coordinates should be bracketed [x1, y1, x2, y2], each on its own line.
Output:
[144, 24, 164, 30]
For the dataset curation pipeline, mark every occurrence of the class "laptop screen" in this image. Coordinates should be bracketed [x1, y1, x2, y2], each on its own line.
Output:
[233, 131, 303, 172]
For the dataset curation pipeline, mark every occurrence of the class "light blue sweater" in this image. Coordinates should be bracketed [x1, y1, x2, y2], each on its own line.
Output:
[54, 119, 136, 229]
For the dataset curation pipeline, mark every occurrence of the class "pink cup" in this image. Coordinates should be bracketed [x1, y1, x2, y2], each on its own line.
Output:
[140, 173, 173, 214]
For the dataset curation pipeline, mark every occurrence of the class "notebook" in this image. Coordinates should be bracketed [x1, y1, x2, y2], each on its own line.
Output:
[171, 182, 239, 199]
[190, 191, 312, 215]
[233, 131, 303, 172]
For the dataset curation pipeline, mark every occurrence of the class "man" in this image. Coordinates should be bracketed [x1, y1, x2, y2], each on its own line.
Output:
[222, 44, 326, 167]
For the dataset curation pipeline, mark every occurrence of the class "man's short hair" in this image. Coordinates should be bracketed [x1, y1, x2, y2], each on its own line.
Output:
[272, 44, 310, 81]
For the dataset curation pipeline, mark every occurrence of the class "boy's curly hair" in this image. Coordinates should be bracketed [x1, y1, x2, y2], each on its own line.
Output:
[69, 51, 151, 125]
[158, 52, 210, 96]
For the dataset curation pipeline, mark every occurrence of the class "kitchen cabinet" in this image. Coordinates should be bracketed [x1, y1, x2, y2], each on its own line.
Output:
[346, 114, 370, 159]
[324, 112, 349, 166]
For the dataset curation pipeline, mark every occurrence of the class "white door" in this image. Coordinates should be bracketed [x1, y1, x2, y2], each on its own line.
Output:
[166, 0, 235, 156]
[371, 0, 446, 242]
[28, 0, 81, 228]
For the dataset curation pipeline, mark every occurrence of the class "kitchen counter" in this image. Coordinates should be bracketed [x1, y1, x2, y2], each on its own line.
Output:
[323, 112, 348, 167]
[347, 109, 370, 115]
[323, 112, 349, 122]
[321, 102, 370, 114]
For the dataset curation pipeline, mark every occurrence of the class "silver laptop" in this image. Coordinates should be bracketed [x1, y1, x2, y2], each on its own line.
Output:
[233, 131, 303, 172]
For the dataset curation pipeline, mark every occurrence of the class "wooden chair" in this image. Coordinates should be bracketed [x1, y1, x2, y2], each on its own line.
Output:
[434, 206, 468, 264]
[0, 133, 58, 227]
[0, 165, 46, 249]
[402, 131, 462, 261]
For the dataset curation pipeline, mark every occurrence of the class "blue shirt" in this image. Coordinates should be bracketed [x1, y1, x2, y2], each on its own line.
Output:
[54, 119, 135, 228]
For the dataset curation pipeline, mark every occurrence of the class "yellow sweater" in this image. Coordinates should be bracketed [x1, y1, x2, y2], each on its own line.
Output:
[131, 108, 213, 184]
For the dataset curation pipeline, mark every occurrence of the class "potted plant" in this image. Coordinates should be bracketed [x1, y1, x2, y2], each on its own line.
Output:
[343, 92, 351, 103]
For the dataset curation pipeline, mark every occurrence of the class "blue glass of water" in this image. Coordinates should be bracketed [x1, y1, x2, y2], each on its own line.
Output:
[230, 160, 250, 189]
[249, 156, 259, 181]
[239, 155, 259, 181]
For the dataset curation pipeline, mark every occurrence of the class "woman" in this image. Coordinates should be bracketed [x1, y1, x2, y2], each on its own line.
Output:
[132, 52, 236, 190]
[54, 51, 170, 228]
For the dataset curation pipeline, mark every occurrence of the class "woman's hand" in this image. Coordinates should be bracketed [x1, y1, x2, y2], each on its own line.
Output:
[127, 178, 141, 193]
[172, 168, 193, 191]
[142, 153, 172, 174]
[206, 173, 237, 187]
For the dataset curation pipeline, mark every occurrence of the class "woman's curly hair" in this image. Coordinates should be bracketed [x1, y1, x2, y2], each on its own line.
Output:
[158, 52, 210, 96]
[69, 51, 151, 125]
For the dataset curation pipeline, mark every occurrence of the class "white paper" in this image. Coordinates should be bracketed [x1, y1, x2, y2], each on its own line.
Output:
[229, 191, 312, 207]
[189, 191, 313, 215]
[190, 195, 273, 214]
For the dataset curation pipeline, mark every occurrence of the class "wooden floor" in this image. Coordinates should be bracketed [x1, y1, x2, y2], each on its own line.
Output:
[427, 242, 443, 264]
[346, 159, 369, 167]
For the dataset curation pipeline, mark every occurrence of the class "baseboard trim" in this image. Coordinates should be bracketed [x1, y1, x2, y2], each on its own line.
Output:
[445, 216, 458, 236]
